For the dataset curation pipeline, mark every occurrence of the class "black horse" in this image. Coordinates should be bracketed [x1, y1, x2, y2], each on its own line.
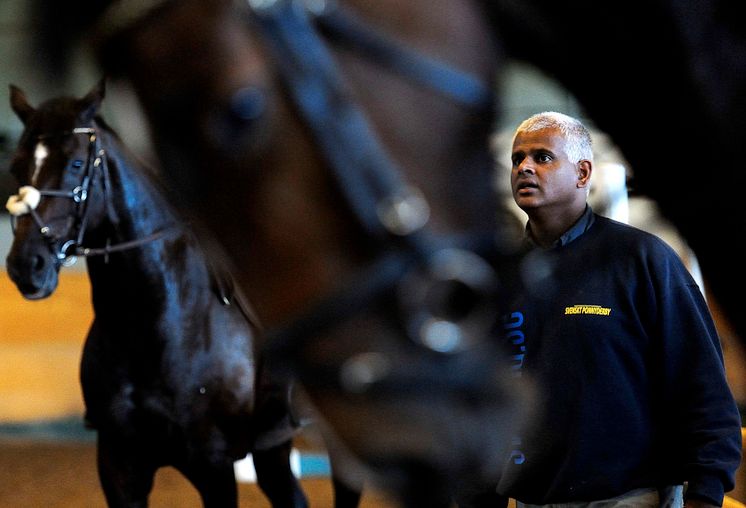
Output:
[4, 80, 309, 508]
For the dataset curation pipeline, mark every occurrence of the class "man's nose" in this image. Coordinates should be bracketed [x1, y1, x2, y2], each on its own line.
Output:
[516, 161, 535, 175]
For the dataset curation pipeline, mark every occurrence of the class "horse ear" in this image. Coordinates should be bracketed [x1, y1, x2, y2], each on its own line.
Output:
[78, 78, 106, 122]
[9, 84, 35, 124]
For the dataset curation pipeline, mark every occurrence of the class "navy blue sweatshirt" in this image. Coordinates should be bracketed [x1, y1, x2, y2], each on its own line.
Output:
[498, 211, 741, 505]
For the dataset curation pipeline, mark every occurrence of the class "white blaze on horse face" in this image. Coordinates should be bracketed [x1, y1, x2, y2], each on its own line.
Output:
[32, 141, 49, 186]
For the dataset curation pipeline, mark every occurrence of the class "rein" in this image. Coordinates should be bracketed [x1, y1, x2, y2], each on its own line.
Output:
[6, 126, 179, 266]
[314, 2, 494, 110]
[95, 0, 504, 390]
[250, 0, 502, 367]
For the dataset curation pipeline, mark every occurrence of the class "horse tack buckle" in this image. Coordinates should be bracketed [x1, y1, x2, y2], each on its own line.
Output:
[397, 248, 499, 353]
[376, 186, 431, 237]
[72, 185, 88, 203]
[57, 240, 79, 266]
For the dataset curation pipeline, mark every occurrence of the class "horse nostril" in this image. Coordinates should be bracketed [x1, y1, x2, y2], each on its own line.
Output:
[427, 279, 479, 322]
[32, 255, 46, 271]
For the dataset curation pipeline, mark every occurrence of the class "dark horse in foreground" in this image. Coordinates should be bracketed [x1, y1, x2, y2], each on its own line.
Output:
[36, 1, 531, 506]
[29, 0, 746, 350]
[4, 81, 309, 507]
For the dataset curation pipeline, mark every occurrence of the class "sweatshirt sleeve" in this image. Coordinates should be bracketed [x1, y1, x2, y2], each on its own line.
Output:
[652, 243, 742, 505]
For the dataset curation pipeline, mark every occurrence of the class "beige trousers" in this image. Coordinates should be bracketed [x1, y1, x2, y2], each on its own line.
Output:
[516, 486, 684, 508]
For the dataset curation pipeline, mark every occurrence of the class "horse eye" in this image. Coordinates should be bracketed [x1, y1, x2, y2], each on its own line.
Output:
[206, 86, 268, 154]
[230, 86, 266, 121]
[71, 159, 84, 169]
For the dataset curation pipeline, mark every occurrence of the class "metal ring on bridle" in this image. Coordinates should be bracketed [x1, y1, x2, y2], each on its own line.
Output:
[58, 240, 79, 266]
[376, 186, 430, 236]
[398, 248, 498, 353]
[72, 185, 87, 203]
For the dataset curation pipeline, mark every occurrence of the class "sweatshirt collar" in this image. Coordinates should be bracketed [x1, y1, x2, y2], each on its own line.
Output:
[525, 205, 595, 249]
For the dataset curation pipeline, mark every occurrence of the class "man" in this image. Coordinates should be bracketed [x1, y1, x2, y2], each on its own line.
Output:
[497, 112, 741, 507]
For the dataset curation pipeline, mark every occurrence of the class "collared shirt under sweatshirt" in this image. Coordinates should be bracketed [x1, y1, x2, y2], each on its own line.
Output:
[498, 207, 742, 505]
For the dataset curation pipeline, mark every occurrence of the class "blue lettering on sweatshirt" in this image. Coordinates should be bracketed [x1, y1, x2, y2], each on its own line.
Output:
[503, 311, 527, 464]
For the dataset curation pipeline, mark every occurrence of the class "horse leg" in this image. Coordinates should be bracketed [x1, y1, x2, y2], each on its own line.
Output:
[331, 474, 362, 508]
[179, 460, 238, 508]
[327, 449, 362, 508]
[392, 466, 454, 508]
[96, 433, 157, 508]
[452, 483, 507, 508]
[398, 485, 454, 508]
[252, 439, 308, 508]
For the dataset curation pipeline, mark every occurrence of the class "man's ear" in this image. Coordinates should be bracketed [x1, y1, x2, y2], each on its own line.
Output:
[577, 160, 592, 188]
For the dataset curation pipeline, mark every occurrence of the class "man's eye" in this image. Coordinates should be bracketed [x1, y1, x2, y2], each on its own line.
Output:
[537, 153, 552, 163]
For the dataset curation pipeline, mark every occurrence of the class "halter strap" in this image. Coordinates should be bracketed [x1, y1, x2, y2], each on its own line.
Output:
[315, 3, 494, 110]
[251, 0, 501, 361]
[8, 126, 181, 265]
[252, 0, 434, 248]
[76, 227, 178, 258]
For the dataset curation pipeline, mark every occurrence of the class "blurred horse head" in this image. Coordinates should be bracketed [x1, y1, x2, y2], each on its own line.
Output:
[23, 0, 746, 503]
[28, 1, 529, 505]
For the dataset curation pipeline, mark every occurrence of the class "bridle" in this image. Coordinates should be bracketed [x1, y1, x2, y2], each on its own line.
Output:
[95, 0, 507, 394]
[7, 126, 177, 266]
[247, 0, 504, 372]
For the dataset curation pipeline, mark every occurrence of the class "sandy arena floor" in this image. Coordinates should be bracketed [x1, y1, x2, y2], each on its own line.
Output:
[0, 264, 398, 507]
[0, 437, 397, 508]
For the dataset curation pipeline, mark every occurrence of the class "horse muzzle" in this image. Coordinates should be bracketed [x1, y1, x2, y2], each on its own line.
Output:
[5, 249, 60, 300]
[398, 248, 499, 354]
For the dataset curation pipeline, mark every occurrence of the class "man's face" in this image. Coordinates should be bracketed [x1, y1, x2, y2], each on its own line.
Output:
[510, 126, 585, 212]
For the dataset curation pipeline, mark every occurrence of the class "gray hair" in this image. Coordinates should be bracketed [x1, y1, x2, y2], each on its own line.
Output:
[514, 111, 594, 164]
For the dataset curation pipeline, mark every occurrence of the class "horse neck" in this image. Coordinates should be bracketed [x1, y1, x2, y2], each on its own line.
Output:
[94, 128, 179, 245]
[84, 128, 195, 302]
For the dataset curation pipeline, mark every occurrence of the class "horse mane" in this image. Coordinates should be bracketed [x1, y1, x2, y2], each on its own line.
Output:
[93, 112, 192, 220]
